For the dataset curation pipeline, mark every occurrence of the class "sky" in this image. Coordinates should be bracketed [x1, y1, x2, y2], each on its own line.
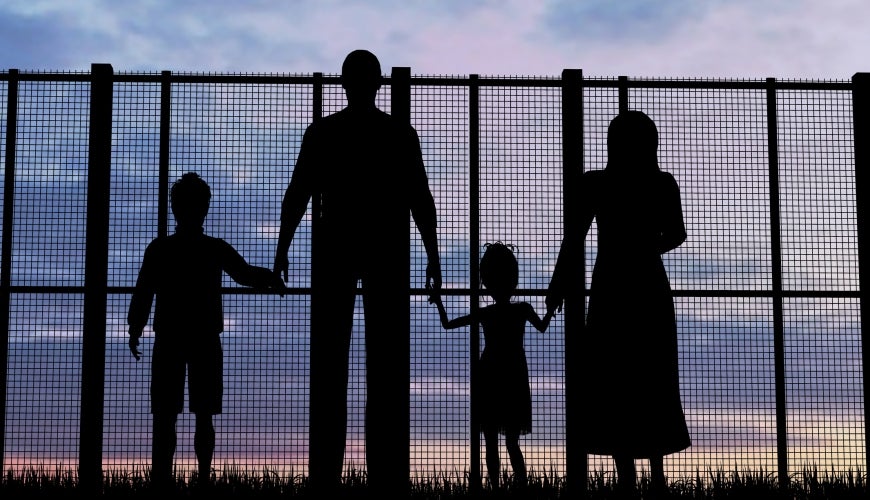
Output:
[0, 0, 868, 79]
[1, 0, 867, 480]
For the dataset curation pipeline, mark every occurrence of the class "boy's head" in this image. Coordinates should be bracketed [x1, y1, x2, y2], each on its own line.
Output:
[170, 172, 211, 227]
[480, 241, 519, 295]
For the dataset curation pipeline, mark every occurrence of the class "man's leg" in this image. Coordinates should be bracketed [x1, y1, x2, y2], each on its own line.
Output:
[309, 263, 356, 493]
[362, 262, 410, 497]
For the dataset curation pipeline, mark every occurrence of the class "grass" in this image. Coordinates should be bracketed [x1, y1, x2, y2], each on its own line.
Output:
[0, 465, 867, 498]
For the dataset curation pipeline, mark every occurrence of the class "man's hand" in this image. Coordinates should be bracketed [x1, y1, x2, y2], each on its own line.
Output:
[271, 271, 288, 298]
[545, 292, 564, 315]
[128, 326, 143, 361]
[426, 260, 442, 292]
[274, 252, 289, 283]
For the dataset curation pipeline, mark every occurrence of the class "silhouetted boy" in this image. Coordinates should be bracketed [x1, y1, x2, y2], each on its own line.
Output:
[128, 172, 285, 490]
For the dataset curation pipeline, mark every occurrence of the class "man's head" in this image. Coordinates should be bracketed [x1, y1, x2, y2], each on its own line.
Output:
[341, 49, 382, 106]
[170, 172, 211, 227]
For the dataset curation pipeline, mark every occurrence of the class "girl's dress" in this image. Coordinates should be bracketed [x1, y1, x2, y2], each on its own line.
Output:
[475, 301, 535, 435]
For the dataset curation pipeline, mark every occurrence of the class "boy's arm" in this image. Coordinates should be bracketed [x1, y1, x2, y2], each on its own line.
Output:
[222, 241, 287, 295]
[127, 243, 156, 361]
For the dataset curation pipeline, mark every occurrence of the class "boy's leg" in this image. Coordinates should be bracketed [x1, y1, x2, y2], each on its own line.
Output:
[152, 412, 178, 489]
[150, 336, 185, 491]
[188, 334, 223, 485]
[195, 413, 215, 483]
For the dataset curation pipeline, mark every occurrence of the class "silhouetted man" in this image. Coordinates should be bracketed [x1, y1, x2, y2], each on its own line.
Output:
[274, 49, 442, 496]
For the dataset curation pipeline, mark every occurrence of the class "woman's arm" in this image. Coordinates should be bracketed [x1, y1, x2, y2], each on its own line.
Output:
[658, 172, 687, 254]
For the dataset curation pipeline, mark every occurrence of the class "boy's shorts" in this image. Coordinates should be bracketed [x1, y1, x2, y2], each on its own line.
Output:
[150, 333, 223, 415]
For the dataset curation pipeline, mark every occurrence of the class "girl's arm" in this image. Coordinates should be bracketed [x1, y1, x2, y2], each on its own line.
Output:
[525, 302, 552, 333]
[431, 294, 474, 330]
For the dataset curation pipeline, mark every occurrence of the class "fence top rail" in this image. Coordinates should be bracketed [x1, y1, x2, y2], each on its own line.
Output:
[0, 69, 856, 91]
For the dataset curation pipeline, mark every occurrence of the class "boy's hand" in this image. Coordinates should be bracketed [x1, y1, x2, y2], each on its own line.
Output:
[128, 327, 143, 361]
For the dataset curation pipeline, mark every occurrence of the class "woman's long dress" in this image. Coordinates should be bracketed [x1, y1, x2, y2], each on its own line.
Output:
[579, 168, 691, 458]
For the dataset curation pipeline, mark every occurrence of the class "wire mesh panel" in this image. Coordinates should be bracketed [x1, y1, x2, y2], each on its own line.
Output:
[411, 82, 472, 480]
[103, 78, 162, 472]
[784, 297, 864, 472]
[0, 70, 866, 489]
[477, 80, 566, 482]
[676, 297, 779, 475]
[5, 294, 84, 471]
[4, 76, 91, 472]
[776, 87, 865, 473]
[777, 87, 858, 291]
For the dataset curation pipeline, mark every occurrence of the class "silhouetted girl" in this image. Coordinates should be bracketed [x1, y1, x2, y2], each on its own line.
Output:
[431, 242, 552, 490]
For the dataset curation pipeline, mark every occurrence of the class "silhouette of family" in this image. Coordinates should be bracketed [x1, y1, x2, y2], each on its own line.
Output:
[127, 49, 691, 497]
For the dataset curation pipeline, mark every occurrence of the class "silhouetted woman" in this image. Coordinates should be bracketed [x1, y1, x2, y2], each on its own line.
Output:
[546, 110, 691, 496]
[431, 242, 552, 490]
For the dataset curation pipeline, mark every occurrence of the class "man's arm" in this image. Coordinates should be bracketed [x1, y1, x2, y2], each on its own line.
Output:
[275, 124, 316, 281]
[407, 126, 442, 291]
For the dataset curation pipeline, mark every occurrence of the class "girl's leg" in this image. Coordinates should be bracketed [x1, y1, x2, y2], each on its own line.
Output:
[614, 454, 636, 493]
[505, 431, 526, 487]
[194, 413, 215, 484]
[483, 426, 501, 489]
[649, 455, 667, 494]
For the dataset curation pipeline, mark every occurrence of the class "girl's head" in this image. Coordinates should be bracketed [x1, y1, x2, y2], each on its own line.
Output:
[480, 242, 519, 297]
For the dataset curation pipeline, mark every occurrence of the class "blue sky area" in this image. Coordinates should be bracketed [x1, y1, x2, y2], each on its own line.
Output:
[1, 0, 867, 481]
[0, 0, 867, 78]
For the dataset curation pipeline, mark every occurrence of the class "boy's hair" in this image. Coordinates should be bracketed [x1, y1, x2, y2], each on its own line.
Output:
[170, 172, 211, 225]
[480, 241, 519, 292]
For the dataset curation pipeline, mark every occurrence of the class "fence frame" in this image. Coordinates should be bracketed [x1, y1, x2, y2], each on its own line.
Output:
[0, 64, 866, 490]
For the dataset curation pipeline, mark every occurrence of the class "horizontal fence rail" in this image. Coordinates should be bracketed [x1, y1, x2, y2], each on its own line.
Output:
[0, 65, 867, 491]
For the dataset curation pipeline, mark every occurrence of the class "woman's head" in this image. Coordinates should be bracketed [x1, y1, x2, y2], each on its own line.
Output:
[607, 110, 659, 171]
[480, 242, 519, 296]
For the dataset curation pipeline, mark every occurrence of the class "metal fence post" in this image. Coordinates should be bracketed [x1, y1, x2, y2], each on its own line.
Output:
[0, 68, 19, 476]
[389, 65, 413, 486]
[851, 72, 870, 476]
[561, 68, 585, 494]
[468, 73, 481, 493]
[79, 62, 113, 492]
[158, 71, 171, 237]
[765, 77, 788, 489]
